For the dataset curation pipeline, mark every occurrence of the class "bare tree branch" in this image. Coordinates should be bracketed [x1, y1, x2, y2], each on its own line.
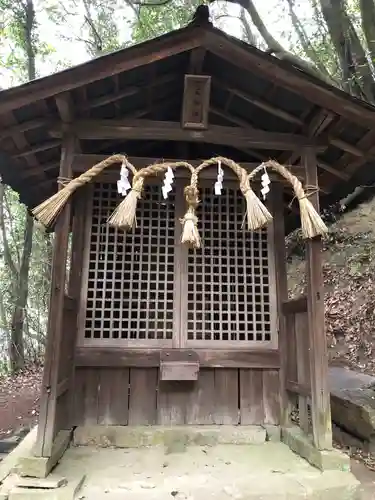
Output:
[239, 6, 257, 46]
[285, 0, 335, 81]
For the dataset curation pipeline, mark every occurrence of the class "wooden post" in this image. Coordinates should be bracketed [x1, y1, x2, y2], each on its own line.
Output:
[34, 132, 76, 457]
[270, 183, 290, 427]
[303, 146, 332, 450]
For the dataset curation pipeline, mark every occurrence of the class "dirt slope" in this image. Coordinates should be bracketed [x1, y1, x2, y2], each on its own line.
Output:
[288, 197, 375, 374]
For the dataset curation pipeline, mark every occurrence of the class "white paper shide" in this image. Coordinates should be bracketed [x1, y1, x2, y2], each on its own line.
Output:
[117, 161, 131, 196]
[162, 166, 174, 199]
[214, 160, 224, 195]
[261, 167, 270, 200]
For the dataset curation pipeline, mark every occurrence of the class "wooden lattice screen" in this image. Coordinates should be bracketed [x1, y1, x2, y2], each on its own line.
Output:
[186, 186, 273, 347]
[80, 181, 277, 348]
[82, 182, 175, 347]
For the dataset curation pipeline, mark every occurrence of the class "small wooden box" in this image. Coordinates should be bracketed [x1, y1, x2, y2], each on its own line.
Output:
[160, 350, 200, 381]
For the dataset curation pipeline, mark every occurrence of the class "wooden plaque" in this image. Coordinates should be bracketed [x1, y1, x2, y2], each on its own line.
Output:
[181, 74, 211, 130]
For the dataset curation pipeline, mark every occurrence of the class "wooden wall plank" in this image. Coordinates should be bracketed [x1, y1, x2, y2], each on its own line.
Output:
[73, 368, 86, 426]
[285, 314, 298, 385]
[83, 368, 100, 425]
[295, 312, 310, 433]
[128, 368, 158, 425]
[97, 368, 129, 425]
[263, 369, 280, 425]
[213, 369, 239, 424]
[239, 369, 264, 424]
[185, 370, 215, 424]
[157, 381, 192, 424]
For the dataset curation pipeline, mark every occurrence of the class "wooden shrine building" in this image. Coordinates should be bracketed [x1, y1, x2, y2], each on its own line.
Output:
[1, 16, 375, 476]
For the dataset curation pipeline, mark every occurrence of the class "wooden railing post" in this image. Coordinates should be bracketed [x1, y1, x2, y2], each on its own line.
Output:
[303, 146, 332, 450]
[34, 132, 76, 457]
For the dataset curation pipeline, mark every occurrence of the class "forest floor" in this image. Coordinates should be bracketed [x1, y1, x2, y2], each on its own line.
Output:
[0, 365, 41, 439]
[288, 195, 375, 375]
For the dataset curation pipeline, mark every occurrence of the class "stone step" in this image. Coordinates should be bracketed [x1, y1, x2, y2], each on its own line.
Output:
[73, 425, 267, 451]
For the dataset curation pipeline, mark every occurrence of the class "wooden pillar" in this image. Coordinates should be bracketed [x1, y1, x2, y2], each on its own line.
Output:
[34, 132, 76, 457]
[302, 146, 332, 450]
[270, 183, 289, 427]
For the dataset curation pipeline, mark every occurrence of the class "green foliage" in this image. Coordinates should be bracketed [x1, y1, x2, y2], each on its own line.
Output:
[131, 0, 201, 43]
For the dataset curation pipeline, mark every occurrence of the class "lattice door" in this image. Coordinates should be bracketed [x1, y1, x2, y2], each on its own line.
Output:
[81, 182, 176, 347]
[81, 181, 276, 349]
[184, 185, 276, 348]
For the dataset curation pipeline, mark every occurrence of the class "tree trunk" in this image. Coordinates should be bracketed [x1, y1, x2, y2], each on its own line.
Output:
[319, 0, 374, 102]
[9, 214, 34, 372]
[7, 0, 36, 372]
[360, 0, 375, 66]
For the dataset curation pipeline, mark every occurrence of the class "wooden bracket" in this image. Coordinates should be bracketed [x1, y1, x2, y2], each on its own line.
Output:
[160, 349, 200, 381]
[181, 74, 211, 130]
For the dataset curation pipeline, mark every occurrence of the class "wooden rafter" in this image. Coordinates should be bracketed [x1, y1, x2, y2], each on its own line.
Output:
[0, 25, 203, 115]
[11, 140, 60, 159]
[203, 28, 375, 129]
[214, 79, 303, 126]
[0, 74, 180, 143]
[210, 106, 345, 182]
[49, 118, 326, 151]
[277, 109, 351, 182]
[215, 79, 369, 160]
[0, 117, 52, 142]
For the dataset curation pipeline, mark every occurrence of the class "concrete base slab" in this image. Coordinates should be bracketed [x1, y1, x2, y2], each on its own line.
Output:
[48, 442, 360, 499]
[18, 430, 71, 479]
[73, 425, 266, 450]
[0, 427, 37, 483]
[8, 475, 85, 500]
[282, 425, 351, 472]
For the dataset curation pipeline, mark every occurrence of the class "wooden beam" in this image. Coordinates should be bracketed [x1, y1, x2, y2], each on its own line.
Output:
[75, 347, 280, 369]
[303, 146, 332, 450]
[0, 26, 204, 115]
[204, 29, 375, 130]
[49, 119, 325, 151]
[189, 47, 206, 73]
[55, 93, 75, 123]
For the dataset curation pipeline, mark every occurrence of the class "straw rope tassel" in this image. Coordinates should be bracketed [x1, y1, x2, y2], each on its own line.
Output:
[195, 156, 272, 231]
[180, 183, 201, 249]
[249, 160, 328, 239]
[31, 154, 136, 228]
[108, 176, 145, 230]
[241, 176, 273, 231]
